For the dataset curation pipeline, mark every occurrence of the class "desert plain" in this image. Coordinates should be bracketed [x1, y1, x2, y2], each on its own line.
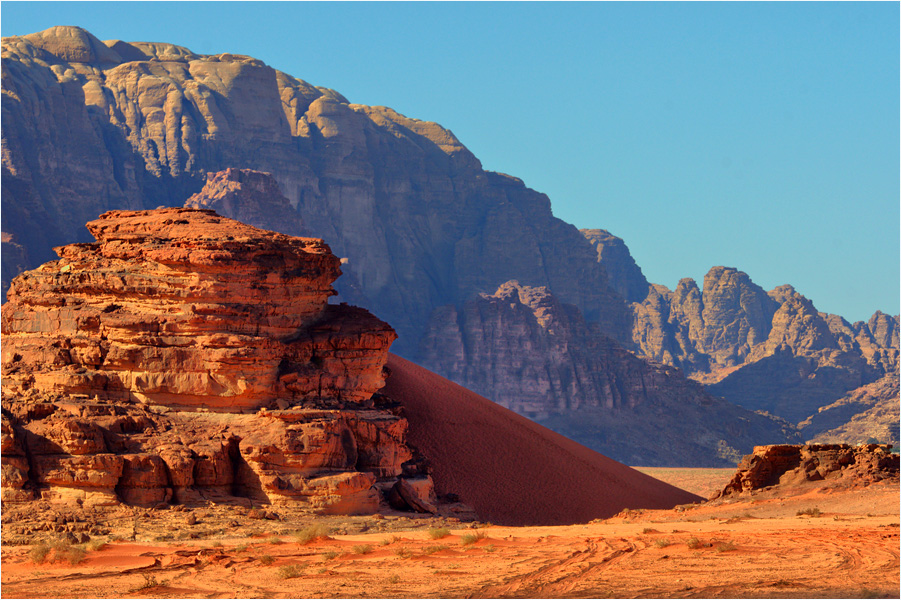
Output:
[2, 471, 898, 599]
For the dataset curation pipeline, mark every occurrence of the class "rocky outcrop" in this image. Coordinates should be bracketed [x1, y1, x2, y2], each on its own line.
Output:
[580, 229, 650, 303]
[0, 208, 435, 513]
[420, 281, 800, 466]
[716, 443, 899, 498]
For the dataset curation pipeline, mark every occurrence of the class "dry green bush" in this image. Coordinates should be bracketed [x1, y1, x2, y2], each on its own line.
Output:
[295, 524, 331, 545]
[428, 527, 450, 540]
[259, 554, 275, 565]
[654, 538, 671, 548]
[278, 564, 305, 579]
[352, 544, 373, 555]
[686, 537, 701, 549]
[460, 531, 486, 545]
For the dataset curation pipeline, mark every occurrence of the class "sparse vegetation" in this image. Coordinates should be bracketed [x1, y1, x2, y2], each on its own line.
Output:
[641, 527, 659, 534]
[278, 564, 305, 579]
[86, 539, 107, 552]
[460, 530, 486, 545]
[352, 544, 373, 555]
[295, 524, 331, 545]
[716, 541, 737, 552]
[129, 574, 161, 592]
[422, 544, 449, 555]
[393, 547, 412, 558]
[30, 543, 51, 564]
[267, 536, 284, 545]
[686, 537, 701, 549]
[259, 554, 275, 565]
[428, 527, 450, 540]
[797, 507, 821, 517]
[654, 538, 671, 548]
[484, 544, 496, 553]
[321, 550, 339, 560]
[387, 573, 401, 584]
[235, 544, 249, 553]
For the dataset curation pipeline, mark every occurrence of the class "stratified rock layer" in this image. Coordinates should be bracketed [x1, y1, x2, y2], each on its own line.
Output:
[716, 444, 899, 498]
[0, 208, 437, 513]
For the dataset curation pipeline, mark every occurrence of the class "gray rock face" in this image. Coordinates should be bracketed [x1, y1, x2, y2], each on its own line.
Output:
[419, 281, 800, 466]
[1, 26, 630, 356]
[580, 229, 650, 303]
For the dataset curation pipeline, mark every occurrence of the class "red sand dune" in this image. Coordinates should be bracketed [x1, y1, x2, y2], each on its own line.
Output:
[383, 354, 703, 526]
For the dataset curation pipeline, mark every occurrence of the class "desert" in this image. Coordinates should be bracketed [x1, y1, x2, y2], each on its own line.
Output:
[2, 8, 899, 600]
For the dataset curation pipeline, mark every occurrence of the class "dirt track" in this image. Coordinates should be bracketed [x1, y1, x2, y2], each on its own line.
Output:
[2, 482, 897, 599]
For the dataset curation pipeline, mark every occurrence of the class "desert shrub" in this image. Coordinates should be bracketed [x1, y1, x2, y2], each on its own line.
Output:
[716, 541, 736, 552]
[484, 544, 496, 553]
[797, 507, 821, 517]
[130, 574, 159, 592]
[641, 528, 659, 534]
[278, 564, 305, 579]
[393, 547, 412, 558]
[259, 554, 275, 565]
[387, 573, 400, 584]
[321, 550, 339, 560]
[268, 536, 284, 545]
[86, 539, 107, 552]
[428, 527, 450, 540]
[686, 537, 701, 549]
[422, 544, 448, 555]
[295, 524, 331, 545]
[64, 545, 87, 565]
[380, 535, 401, 546]
[235, 544, 249, 553]
[352, 544, 373, 555]
[460, 531, 486, 545]
[654, 538, 671, 548]
[30, 543, 51, 564]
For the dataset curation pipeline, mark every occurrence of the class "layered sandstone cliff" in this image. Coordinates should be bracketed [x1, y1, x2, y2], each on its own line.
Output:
[420, 281, 800, 466]
[0, 208, 436, 513]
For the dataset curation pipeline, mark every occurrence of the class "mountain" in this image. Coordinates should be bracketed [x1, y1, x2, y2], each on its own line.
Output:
[2, 26, 891, 462]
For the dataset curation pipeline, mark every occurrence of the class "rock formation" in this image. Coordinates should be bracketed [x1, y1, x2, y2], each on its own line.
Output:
[631, 267, 898, 433]
[419, 281, 800, 466]
[1, 208, 436, 513]
[800, 373, 900, 445]
[184, 168, 304, 237]
[580, 229, 650, 303]
[715, 443, 899, 498]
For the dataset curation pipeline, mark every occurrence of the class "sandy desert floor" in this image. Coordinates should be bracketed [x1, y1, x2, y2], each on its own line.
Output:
[1, 477, 898, 599]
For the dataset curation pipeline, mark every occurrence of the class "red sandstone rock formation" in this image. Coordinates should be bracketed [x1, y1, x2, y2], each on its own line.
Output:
[715, 443, 899, 498]
[1, 208, 434, 513]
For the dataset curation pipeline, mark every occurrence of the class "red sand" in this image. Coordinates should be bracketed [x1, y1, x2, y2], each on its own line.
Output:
[382, 354, 702, 526]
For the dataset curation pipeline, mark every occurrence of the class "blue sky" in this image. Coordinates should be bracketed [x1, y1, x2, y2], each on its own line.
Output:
[2, 2, 898, 322]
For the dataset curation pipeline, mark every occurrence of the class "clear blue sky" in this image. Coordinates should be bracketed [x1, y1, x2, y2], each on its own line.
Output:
[3, 2, 898, 322]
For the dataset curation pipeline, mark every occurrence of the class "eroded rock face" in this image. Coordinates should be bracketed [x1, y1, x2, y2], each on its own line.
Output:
[420, 281, 800, 466]
[184, 168, 304, 237]
[0, 208, 432, 513]
[716, 444, 899, 498]
[631, 267, 898, 433]
[580, 229, 650, 304]
[1, 26, 632, 352]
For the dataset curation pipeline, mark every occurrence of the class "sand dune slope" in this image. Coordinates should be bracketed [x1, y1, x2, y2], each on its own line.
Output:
[382, 354, 702, 525]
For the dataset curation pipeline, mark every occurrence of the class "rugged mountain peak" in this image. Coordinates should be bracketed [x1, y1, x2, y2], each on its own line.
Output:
[184, 169, 304, 236]
[580, 229, 650, 303]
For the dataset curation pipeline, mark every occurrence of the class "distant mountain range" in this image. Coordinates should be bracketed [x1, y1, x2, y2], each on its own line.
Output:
[2, 26, 896, 465]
